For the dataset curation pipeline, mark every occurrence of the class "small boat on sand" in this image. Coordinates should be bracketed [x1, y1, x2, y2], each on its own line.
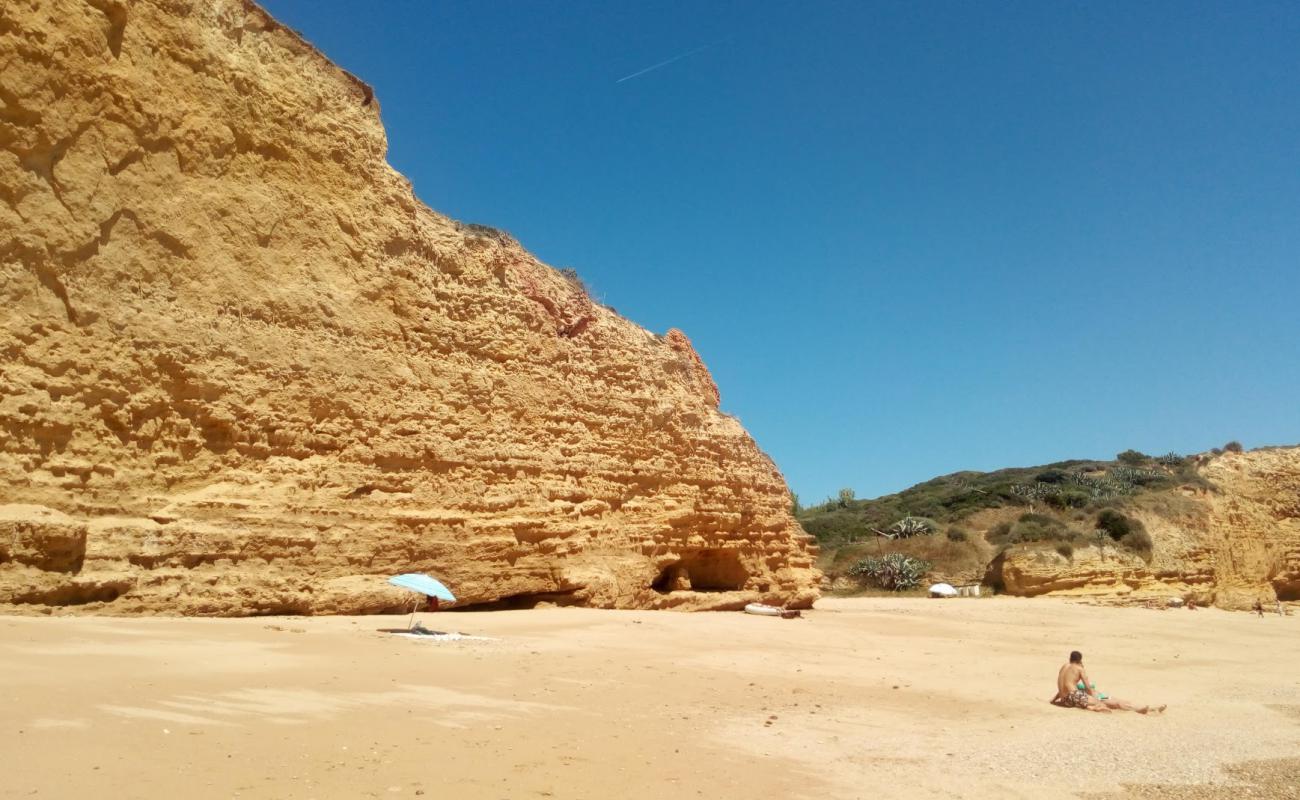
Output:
[744, 603, 801, 618]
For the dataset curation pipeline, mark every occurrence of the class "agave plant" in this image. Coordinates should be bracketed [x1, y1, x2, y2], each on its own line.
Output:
[1112, 466, 1162, 486]
[888, 516, 937, 538]
[1012, 482, 1067, 501]
[1064, 473, 1135, 499]
[848, 553, 932, 591]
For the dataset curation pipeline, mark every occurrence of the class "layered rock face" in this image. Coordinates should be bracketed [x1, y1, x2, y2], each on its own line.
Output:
[1201, 448, 1300, 607]
[0, 0, 819, 614]
[990, 448, 1300, 610]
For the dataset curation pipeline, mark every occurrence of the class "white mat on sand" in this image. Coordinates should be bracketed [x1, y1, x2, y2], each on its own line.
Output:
[392, 631, 496, 642]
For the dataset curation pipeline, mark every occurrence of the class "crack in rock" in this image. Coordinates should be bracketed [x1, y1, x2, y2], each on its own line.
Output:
[82, 0, 127, 58]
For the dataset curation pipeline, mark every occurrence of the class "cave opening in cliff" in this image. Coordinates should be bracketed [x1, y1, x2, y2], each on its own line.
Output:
[652, 549, 748, 593]
[15, 580, 131, 607]
[982, 552, 1007, 594]
[1274, 579, 1300, 602]
[652, 563, 683, 593]
[455, 588, 582, 611]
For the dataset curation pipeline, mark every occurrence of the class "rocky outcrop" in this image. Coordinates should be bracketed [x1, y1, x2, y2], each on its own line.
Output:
[0, 0, 819, 614]
[991, 449, 1300, 610]
[1201, 448, 1300, 608]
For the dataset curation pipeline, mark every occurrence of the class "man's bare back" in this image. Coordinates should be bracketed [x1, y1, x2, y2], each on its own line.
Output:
[1056, 662, 1088, 699]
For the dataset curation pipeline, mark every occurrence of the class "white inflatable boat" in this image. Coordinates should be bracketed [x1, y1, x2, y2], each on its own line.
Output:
[744, 603, 801, 618]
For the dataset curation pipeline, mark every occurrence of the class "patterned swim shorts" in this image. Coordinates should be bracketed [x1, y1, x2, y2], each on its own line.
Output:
[1067, 690, 1094, 709]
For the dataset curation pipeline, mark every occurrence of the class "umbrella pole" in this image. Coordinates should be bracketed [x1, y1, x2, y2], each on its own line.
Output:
[408, 596, 420, 631]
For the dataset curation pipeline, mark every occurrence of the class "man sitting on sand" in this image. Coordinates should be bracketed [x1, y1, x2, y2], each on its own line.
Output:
[1051, 651, 1166, 714]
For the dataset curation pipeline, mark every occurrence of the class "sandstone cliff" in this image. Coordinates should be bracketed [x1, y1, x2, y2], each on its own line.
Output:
[0, 0, 820, 614]
[989, 448, 1300, 610]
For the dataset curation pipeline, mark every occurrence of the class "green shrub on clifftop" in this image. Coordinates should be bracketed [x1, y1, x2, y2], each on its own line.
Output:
[1095, 509, 1139, 541]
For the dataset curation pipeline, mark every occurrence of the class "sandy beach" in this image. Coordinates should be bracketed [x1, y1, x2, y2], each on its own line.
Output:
[3, 598, 1298, 799]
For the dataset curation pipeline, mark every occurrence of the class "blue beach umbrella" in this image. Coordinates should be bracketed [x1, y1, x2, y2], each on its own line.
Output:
[388, 573, 457, 603]
[388, 573, 457, 630]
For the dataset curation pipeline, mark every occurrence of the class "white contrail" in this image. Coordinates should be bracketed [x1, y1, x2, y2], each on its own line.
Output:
[615, 41, 717, 84]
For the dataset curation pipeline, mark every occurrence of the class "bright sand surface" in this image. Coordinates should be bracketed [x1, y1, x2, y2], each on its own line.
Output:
[3, 597, 1298, 799]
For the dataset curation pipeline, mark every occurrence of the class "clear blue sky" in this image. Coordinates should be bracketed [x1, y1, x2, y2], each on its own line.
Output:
[260, 1, 1300, 503]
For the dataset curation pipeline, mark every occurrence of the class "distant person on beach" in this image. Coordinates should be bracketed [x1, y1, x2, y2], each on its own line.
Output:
[1050, 651, 1166, 714]
[1253, 600, 1264, 617]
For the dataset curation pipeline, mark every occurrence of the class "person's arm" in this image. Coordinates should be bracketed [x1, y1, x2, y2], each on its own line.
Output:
[1080, 668, 1096, 696]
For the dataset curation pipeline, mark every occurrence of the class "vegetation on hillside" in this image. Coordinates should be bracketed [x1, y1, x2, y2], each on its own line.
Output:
[801, 452, 1209, 545]
[804, 448, 1228, 593]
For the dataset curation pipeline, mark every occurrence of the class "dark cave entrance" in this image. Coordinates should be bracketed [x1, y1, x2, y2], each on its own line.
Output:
[652, 549, 748, 593]
[1273, 577, 1300, 603]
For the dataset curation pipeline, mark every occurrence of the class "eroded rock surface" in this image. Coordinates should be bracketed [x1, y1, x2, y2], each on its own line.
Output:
[0, 0, 819, 614]
[990, 449, 1300, 610]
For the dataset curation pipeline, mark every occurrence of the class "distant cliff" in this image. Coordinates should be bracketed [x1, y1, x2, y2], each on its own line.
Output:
[806, 448, 1299, 610]
[0, 0, 819, 614]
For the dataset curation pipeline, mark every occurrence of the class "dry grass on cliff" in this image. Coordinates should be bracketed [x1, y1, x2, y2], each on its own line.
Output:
[1126, 487, 1207, 520]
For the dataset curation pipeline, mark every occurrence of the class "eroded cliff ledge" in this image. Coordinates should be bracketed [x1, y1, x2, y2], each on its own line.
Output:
[0, 0, 820, 614]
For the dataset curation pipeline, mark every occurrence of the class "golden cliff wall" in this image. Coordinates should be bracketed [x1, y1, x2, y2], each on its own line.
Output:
[0, 0, 820, 614]
[1200, 448, 1300, 607]
[991, 449, 1300, 610]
